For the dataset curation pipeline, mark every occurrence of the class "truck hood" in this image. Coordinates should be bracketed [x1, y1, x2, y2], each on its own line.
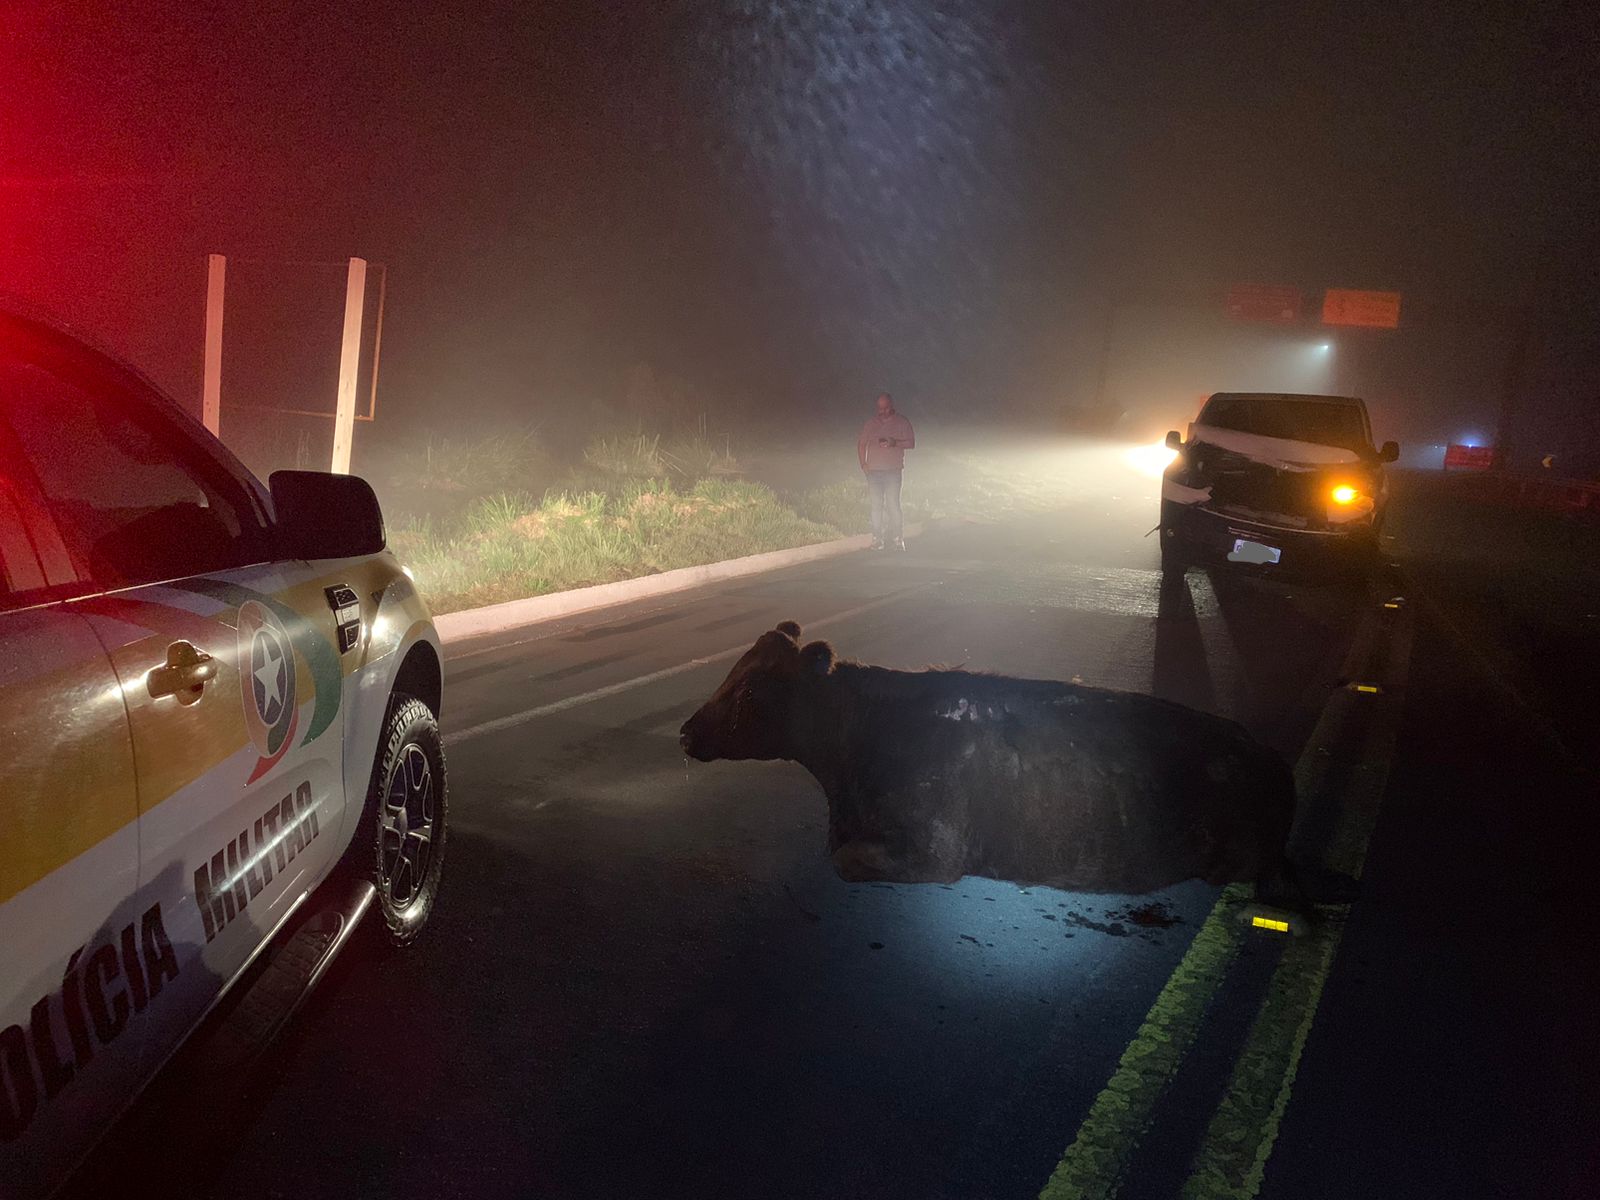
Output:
[1188, 423, 1363, 470]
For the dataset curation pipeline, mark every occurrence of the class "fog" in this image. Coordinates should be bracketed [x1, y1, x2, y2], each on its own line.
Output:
[3, 2, 1597, 471]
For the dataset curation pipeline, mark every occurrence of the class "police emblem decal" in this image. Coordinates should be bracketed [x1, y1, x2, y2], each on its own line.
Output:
[238, 600, 301, 781]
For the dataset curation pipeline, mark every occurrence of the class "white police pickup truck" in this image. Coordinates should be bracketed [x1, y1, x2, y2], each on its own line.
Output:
[0, 307, 449, 1197]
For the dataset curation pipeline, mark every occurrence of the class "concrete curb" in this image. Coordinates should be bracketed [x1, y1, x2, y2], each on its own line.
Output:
[435, 521, 927, 644]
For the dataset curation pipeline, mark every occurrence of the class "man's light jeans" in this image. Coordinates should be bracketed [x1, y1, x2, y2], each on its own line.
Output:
[866, 469, 903, 543]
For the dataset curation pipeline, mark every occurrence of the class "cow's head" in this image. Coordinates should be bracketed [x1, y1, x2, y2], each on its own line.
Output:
[680, 621, 835, 762]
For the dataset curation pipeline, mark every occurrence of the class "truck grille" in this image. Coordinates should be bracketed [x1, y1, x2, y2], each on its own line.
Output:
[1189, 445, 1326, 524]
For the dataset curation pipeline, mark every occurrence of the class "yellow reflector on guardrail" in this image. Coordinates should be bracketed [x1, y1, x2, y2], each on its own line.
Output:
[1250, 915, 1292, 933]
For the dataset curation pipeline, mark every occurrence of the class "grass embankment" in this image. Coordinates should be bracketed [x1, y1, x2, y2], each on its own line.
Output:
[390, 480, 839, 613]
[374, 427, 1074, 615]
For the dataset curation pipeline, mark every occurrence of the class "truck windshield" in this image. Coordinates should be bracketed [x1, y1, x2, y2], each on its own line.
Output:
[1198, 394, 1370, 452]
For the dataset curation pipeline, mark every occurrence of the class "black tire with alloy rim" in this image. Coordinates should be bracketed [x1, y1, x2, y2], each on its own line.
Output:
[353, 694, 447, 946]
[1158, 499, 1189, 575]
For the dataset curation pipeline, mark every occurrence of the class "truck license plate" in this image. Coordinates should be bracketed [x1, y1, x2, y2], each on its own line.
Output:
[1228, 538, 1282, 565]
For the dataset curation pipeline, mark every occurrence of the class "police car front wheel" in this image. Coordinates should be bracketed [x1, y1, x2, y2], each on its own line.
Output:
[356, 695, 448, 947]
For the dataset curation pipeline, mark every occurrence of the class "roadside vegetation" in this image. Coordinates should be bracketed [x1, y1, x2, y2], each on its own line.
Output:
[342, 419, 1082, 615]
[388, 477, 839, 613]
[218, 355, 1094, 616]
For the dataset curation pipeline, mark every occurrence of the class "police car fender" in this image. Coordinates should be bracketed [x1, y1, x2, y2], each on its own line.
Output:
[334, 555, 442, 845]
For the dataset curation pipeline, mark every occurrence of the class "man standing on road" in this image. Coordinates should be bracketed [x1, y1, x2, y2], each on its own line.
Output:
[858, 391, 916, 551]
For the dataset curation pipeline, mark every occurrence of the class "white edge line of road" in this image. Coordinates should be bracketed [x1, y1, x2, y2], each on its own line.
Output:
[442, 582, 937, 747]
[435, 521, 928, 646]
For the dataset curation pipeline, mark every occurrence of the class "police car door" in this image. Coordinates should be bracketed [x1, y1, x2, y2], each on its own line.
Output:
[1, 328, 353, 1074]
[0, 422, 152, 1197]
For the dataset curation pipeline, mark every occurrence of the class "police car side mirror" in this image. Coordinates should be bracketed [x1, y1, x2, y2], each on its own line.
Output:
[1379, 440, 1399, 463]
[269, 470, 387, 560]
[1164, 430, 1183, 451]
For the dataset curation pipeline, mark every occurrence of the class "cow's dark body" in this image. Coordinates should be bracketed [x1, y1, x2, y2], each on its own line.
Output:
[680, 624, 1299, 898]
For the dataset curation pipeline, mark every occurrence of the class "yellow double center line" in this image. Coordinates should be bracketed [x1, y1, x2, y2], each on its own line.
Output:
[1039, 883, 1253, 1198]
[1041, 594, 1415, 1200]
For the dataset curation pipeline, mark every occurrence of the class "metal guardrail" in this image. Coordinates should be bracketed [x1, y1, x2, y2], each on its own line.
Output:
[1452, 469, 1600, 518]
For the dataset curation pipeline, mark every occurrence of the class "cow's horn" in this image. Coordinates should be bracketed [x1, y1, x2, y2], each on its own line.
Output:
[775, 620, 802, 641]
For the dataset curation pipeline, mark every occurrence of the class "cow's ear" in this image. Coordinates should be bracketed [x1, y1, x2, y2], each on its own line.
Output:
[754, 629, 801, 658]
[775, 620, 802, 642]
[800, 640, 835, 676]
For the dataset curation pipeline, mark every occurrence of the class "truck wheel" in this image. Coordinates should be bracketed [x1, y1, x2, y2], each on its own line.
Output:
[356, 695, 448, 947]
[1159, 500, 1189, 575]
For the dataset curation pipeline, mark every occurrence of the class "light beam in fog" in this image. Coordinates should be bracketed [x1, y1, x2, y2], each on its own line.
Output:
[1123, 440, 1179, 480]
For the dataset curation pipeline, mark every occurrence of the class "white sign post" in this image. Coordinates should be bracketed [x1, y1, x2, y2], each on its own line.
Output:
[330, 257, 368, 475]
[201, 254, 226, 435]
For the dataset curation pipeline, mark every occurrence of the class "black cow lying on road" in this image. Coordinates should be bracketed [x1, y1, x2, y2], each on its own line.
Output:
[680, 622, 1305, 906]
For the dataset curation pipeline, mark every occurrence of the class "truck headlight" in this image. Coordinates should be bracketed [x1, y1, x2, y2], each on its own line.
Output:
[1325, 482, 1375, 524]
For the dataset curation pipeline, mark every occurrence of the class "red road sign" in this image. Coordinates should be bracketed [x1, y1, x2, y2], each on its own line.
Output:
[1225, 283, 1302, 323]
[1443, 444, 1497, 470]
[1322, 288, 1402, 328]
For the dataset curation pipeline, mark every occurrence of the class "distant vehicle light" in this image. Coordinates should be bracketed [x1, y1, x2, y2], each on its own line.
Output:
[1330, 484, 1359, 505]
[1125, 440, 1179, 479]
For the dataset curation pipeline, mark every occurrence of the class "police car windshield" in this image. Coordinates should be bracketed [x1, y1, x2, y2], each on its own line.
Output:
[1198, 394, 1370, 452]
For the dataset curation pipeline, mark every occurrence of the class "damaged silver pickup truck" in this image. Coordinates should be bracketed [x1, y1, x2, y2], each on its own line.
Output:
[1158, 392, 1399, 574]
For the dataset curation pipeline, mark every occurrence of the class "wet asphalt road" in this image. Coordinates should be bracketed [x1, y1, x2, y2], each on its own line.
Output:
[1258, 478, 1599, 1200]
[74, 472, 1384, 1199]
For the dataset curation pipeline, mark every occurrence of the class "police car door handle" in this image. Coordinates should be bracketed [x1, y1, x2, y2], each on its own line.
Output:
[146, 641, 218, 703]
